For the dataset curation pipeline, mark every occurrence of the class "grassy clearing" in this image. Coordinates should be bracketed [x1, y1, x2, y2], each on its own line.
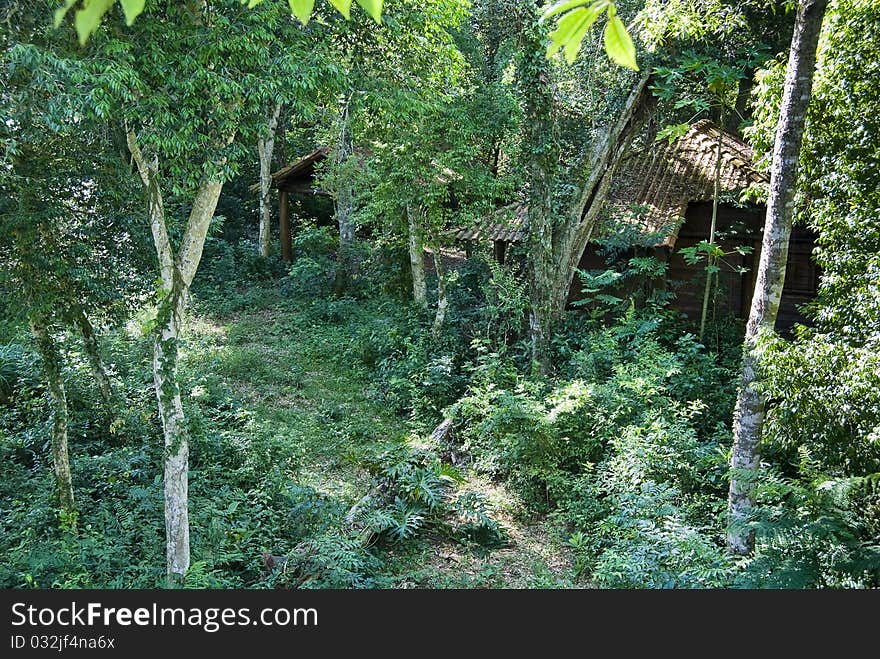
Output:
[183, 285, 578, 588]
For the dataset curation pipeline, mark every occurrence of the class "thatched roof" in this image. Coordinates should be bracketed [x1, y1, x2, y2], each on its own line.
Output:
[248, 147, 329, 193]
[454, 203, 527, 242]
[456, 120, 766, 246]
[603, 119, 767, 246]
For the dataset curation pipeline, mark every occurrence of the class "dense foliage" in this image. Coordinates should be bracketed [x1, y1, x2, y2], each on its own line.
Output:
[1, 0, 877, 589]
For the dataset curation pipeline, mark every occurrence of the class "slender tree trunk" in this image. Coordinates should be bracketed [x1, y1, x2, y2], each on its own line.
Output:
[727, 0, 827, 556]
[699, 126, 724, 342]
[335, 195, 356, 293]
[432, 248, 448, 337]
[258, 103, 282, 257]
[333, 103, 356, 295]
[407, 204, 427, 308]
[29, 317, 75, 519]
[127, 127, 228, 584]
[154, 288, 189, 585]
[73, 307, 112, 403]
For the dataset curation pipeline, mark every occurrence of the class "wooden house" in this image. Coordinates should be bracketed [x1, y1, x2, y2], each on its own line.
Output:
[455, 121, 819, 333]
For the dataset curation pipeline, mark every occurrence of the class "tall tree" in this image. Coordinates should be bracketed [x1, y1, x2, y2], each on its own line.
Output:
[1, 6, 150, 520]
[255, 10, 343, 258]
[727, 0, 827, 556]
[91, 0, 297, 584]
[317, 0, 470, 301]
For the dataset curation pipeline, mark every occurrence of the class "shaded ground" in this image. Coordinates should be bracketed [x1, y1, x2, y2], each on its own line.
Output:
[184, 288, 580, 588]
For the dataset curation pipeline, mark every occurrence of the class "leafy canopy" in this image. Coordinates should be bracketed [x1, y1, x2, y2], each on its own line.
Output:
[54, 0, 638, 72]
[53, 0, 383, 45]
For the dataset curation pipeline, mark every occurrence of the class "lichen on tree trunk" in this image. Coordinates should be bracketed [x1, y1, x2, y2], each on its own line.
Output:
[727, 0, 827, 556]
[407, 204, 428, 308]
[258, 104, 282, 258]
[29, 317, 75, 519]
[154, 290, 190, 585]
[334, 102, 357, 295]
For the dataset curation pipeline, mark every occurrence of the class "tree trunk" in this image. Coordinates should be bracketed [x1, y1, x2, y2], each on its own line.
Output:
[73, 307, 112, 403]
[29, 317, 75, 519]
[335, 197, 356, 294]
[279, 189, 291, 262]
[728, 71, 755, 136]
[699, 126, 724, 342]
[333, 103, 356, 295]
[727, 0, 827, 556]
[518, 4, 560, 376]
[519, 54, 653, 374]
[407, 204, 427, 308]
[127, 127, 228, 584]
[432, 248, 448, 337]
[154, 288, 190, 586]
[258, 103, 282, 258]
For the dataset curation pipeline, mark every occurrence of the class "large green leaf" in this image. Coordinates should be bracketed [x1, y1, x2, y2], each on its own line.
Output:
[328, 0, 353, 20]
[547, 7, 599, 59]
[288, 0, 316, 25]
[119, 0, 146, 26]
[74, 0, 115, 45]
[603, 13, 638, 70]
[563, 5, 602, 63]
[355, 0, 383, 23]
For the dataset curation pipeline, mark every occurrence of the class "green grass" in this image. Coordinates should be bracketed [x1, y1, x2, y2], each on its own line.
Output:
[0, 279, 579, 588]
[180, 285, 578, 588]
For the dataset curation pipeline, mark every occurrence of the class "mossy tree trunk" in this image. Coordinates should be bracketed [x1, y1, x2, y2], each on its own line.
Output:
[127, 128, 227, 585]
[29, 317, 75, 519]
[432, 248, 449, 337]
[518, 4, 560, 376]
[407, 204, 428, 308]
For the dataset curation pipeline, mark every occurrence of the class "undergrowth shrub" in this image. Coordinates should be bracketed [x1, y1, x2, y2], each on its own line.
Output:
[737, 468, 880, 588]
[449, 313, 736, 587]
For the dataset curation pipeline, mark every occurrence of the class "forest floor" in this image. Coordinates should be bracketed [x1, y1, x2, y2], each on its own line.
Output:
[184, 285, 581, 588]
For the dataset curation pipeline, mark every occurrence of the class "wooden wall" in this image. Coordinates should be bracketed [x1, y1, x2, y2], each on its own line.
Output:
[573, 201, 819, 334]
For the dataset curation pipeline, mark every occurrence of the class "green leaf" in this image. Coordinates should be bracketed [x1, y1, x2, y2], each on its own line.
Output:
[563, 6, 600, 63]
[74, 0, 116, 45]
[53, 0, 77, 29]
[288, 0, 316, 25]
[247, 0, 265, 7]
[547, 7, 599, 59]
[328, 0, 353, 19]
[355, 0, 383, 23]
[603, 14, 638, 70]
[119, 0, 146, 26]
